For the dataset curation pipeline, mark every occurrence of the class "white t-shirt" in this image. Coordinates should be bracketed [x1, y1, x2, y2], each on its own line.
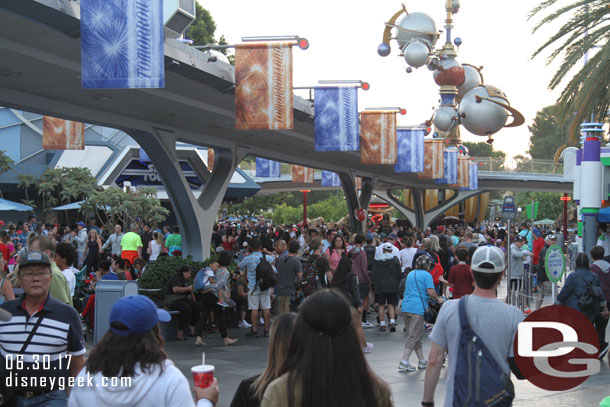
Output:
[62, 267, 77, 297]
[398, 247, 417, 271]
[149, 241, 162, 261]
[374, 243, 400, 260]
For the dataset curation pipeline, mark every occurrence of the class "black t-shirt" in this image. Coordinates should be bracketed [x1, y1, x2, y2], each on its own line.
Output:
[166, 274, 188, 295]
[211, 232, 222, 249]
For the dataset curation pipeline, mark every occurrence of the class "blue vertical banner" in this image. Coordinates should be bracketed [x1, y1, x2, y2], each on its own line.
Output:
[395, 128, 424, 173]
[469, 162, 479, 190]
[321, 171, 341, 187]
[81, 0, 165, 89]
[436, 150, 458, 184]
[314, 86, 359, 151]
[256, 158, 281, 178]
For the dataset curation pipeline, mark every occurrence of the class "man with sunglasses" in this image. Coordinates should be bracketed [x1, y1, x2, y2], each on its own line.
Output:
[0, 251, 85, 406]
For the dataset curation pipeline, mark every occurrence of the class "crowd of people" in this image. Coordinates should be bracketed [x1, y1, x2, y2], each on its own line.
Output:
[0, 213, 609, 406]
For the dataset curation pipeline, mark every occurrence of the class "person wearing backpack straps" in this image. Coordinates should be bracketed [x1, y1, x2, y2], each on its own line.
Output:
[238, 238, 276, 338]
[423, 245, 525, 407]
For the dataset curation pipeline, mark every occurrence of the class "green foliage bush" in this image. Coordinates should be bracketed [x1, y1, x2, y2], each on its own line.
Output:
[138, 254, 237, 303]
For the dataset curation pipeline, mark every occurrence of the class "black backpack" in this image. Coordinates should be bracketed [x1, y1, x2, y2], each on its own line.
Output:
[453, 296, 514, 406]
[255, 255, 277, 291]
[577, 275, 604, 319]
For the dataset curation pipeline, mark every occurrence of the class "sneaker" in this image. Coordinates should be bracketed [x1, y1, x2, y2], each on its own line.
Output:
[398, 361, 416, 372]
[523, 308, 533, 315]
[245, 329, 259, 338]
[363, 343, 374, 354]
[390, 323, 396, 332]
[258, 317, 264, 325]
[361, 321, 374, 329]
[423, 323, 433, 331]
[379, 325, 387, 332]
[238, 320, 252, 329]
[217, 301, 231, 308]
[599, 343, 610, 360]
[418, 360, 428, 369]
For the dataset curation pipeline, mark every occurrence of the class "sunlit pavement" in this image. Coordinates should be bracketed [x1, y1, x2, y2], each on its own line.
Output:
[86, 275, 610, 406]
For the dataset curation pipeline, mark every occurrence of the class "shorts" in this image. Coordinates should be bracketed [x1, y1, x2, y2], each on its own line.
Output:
[375, 292, 398, 306]
[536, 280, 552, 297]
[248, 288, 271, 310]
[358, 283, 370, 299]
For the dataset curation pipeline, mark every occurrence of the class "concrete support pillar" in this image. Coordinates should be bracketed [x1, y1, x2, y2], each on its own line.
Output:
[339, 173, 373, 234]
[375, 188, 484, 229]
[129, 128, 246, 260]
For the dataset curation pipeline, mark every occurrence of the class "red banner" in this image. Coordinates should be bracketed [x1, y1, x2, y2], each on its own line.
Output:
[42, 117, 85, 150]
[235, 42, 293, 130]
[207, 149, 214, 172]
[419, 139, 444, 179]
[360, 111, 396, 165]
[292, 165, 314, 183]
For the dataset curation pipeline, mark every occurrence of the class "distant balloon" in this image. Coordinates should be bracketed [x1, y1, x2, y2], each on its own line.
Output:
[454, 37, 462, 46]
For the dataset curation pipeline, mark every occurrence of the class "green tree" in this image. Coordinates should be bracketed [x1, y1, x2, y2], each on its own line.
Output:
[514, 191, 569, 222]
[0, 151, 12, 176]
[530, 0, 609, 141]
[16, 174, 36, 209]
[528, 104, 575, 160]
[80, 187, 169, 230]
[36, 168, 98, 216]
[188, 3, 216, 46]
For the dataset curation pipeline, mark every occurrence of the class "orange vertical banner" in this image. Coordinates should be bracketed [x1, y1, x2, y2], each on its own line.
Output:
[292, 165, 314, 183]
[419, 139, 444, 179]
[42, 116, 85, 150]
[207, 149, 215, 171]
[360, 111, 397, 165]
[355, 177, 363, 190]
[455, 156, 470, 189]
[235, 42, 293, 130]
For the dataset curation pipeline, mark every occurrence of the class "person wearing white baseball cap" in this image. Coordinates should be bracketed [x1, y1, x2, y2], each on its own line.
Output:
[422, 246, 525, 407]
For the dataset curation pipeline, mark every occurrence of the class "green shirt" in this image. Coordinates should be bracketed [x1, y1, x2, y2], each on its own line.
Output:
[50, 262, 72, 306]
[165, 234, 182, 255]
[121, 232, 143, 252]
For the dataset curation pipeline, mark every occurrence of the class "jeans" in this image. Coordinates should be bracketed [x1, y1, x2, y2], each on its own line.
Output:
[15, 389, 67, 407]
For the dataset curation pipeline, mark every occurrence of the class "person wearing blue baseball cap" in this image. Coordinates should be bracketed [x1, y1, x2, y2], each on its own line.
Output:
[68, 295, 219, 407]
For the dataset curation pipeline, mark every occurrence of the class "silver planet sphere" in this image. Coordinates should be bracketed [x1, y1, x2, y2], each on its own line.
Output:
[396, 12, 438, 50]
[403, 41, 430, 68]
[457, 64, 482, 101]
[433, 106, 458, 132]
[458, 85, 509, 136]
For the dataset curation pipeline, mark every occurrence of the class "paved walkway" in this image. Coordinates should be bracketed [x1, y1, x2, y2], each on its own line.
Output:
[157, 276, 610, 407]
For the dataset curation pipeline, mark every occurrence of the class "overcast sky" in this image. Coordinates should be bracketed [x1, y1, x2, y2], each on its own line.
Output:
[199, 0, 573, 161]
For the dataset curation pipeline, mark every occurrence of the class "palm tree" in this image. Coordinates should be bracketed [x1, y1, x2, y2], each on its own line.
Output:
[530, 0, 609, 142]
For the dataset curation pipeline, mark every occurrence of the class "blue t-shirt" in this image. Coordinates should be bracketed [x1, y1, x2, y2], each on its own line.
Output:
[101, 272, 119, 281]
[238, 252, 275, 292]
[401, 269, 434, 315]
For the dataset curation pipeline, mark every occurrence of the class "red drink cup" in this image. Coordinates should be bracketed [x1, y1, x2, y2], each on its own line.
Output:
[191, 365, 215, 388]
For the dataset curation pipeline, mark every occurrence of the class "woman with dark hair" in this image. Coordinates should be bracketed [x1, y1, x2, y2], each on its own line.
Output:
[222, 227, 237, 254]
[165, 266, 201, 340]
[324, 235, 348, 274]
[195, 251, 238, 346]
[557, 252, 608, 322]
[261, 289, 392, 407]
[331, 257, 373, 353]
[68, 295, 218, 407]
[84, 229, 103, 273]
[230, 313, 297, 407]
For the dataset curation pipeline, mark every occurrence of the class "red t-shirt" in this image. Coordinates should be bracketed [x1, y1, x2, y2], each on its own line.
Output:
[532, 237, 545, 266]
[448, 263, 474, 299]
[0, 243, 9, 272]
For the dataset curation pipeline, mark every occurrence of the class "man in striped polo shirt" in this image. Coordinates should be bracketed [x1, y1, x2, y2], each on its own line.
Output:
[0, 251, 85, 406]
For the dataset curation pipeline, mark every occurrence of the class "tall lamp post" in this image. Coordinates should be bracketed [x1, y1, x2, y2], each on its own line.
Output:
[300, 190, 310, 227]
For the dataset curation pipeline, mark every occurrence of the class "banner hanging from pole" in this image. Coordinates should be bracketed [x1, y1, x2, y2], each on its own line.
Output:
[395, 128, 424, 173]
[42, 117, 85, 150]
[256, 158, 281, 178]
[207, 149, 215, 171]
[80, 0, 165, 89]
[436, 149, 458, 184]
[321, 171, 341, 187]
[292, 165, 314, 183]
[419, 139, 444, 179]
[456, 157, 470, 189]
[468, 162, 479, 191]
[314, 86, 359, 151]
[360, 111, 397, 165]
[235, 42, 293, 130]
